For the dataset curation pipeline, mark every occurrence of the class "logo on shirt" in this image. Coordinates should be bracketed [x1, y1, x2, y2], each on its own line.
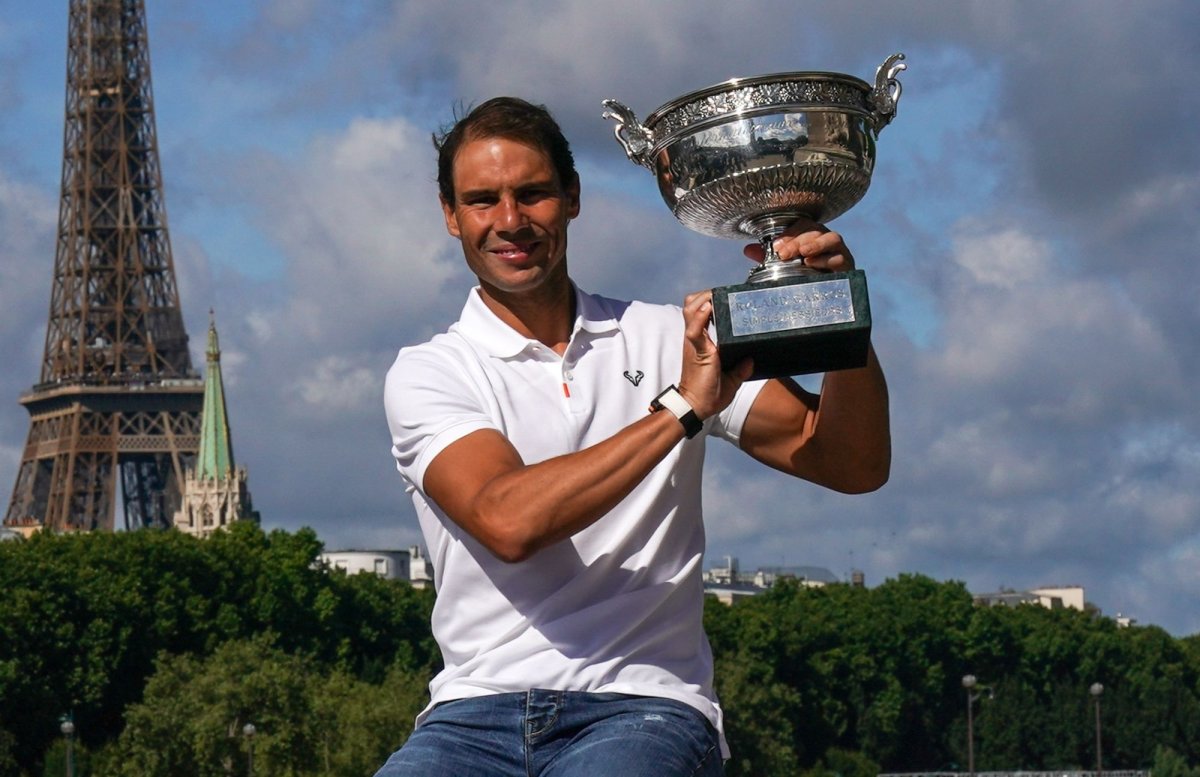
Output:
[623, 370, 644, 386]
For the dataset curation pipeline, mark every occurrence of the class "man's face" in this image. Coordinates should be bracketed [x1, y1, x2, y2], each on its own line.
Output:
[441, 136, 580, 297]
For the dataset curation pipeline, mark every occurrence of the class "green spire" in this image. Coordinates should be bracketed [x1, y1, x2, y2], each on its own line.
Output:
[196, 311, 235, 480]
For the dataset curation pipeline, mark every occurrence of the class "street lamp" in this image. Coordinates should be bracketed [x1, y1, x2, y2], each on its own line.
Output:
[1090, 683, 1104, 777]
[963, 675, 993, 777]
[243, 723, 256, 776]
[59, 716, 75, 777]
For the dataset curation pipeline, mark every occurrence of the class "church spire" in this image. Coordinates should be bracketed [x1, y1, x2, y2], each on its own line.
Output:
[196, 311, 235, 480]
[172, 312, 258, 537]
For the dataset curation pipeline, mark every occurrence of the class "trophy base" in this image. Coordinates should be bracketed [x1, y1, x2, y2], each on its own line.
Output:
[712, 269, 871, 380]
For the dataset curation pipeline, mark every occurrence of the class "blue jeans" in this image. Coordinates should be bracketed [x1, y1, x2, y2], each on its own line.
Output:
[373, 690, 725, 776]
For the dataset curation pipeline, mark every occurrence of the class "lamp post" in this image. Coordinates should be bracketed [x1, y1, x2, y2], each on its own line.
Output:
[59, 717, 75, 777]
[963, 675, 977, 777]
[243, 723, 256, 776]
[962, 675, 993, 777]
[1090, 683, 1104, 777]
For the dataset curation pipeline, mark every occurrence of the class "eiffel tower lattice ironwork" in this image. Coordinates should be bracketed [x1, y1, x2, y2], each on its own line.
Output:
[4, 0, 201, 532]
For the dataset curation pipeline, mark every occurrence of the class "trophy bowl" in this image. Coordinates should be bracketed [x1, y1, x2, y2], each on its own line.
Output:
[604, 53, 905, 283]
[603, 55, 906, 379]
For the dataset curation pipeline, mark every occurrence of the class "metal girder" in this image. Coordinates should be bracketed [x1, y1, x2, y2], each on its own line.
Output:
[5, 0, 201, 533]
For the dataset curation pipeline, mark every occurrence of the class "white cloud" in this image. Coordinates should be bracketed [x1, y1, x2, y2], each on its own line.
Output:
[264, 0, 320, 29]
[5, 0, 1200, 636]
[924, 218, 1181, 415]
[0, 169, 57, 499]
[296, 354, 379, 414]
[1117, 172, 1200, 227]
[0, 171, 56, 333]
[232, 115, 460, 348]
[951, 223, 1047, 289]
[246, 311, 274, 344]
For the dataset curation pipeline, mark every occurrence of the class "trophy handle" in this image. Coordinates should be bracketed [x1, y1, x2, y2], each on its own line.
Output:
[869, 53, 907, 133]
[602, 99, 656, 170]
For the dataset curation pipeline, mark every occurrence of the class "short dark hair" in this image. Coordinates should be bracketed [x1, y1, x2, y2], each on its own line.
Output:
[433, 97, 577, 205]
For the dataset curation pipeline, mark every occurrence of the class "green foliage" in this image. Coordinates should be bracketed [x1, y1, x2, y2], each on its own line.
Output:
[0, 524, 435, 776]
[39, 736, 92, 777]
[0, 730, 16, 777]
[310, 664, 430, 776]
[800, 747, 881, 777]
[708, 575, 977, 772]
[1152, 745, 1200, 777]
[93, 637, 427, 777]
[707, 574, 1200, 774]
[5, 527, 1200, 775]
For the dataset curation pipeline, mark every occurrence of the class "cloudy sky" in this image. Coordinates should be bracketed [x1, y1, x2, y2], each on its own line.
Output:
[2, 0, 1198, 635]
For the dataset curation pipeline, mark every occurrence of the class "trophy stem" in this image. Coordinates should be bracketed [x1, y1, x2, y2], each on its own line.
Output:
[743, 213, 820, 284]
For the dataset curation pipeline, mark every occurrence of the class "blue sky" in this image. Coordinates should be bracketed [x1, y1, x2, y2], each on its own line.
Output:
[2, 0, 1199, 636]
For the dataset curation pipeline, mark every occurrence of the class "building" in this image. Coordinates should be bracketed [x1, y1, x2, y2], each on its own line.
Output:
[319, 545, 435, 588]
[702, 555, 843, 604]
[973, 584, 1091, 612]
[408, 544, 435, 589]
[172, 316, 259, 538]
[321, 549, 412, 581]
[1028, 585, 1086, 611]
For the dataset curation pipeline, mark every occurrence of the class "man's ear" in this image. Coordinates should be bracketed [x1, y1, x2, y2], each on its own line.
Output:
[565, 175, 581, 220]
[439, 194, 461, 238]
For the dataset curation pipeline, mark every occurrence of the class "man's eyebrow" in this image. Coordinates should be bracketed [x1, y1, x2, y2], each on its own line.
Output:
[455, 183, 508, 202]
[457, 186, 496, 198]
[457, 179, 559, 199]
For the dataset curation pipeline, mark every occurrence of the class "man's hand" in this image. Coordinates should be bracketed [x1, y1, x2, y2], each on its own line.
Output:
[742, 218, 856, 273]
[677, 290, 752, 420]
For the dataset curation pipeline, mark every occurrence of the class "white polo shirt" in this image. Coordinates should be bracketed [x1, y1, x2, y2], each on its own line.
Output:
[384, 285, 765, 755]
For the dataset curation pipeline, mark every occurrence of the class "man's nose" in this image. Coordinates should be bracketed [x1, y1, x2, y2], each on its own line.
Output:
[494, 195, 525, 230]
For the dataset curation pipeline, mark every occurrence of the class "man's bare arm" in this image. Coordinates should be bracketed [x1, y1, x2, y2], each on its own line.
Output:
[423, 293, 752, 563]
[739, 348, 891, 493]
[423, 411, 685, 563]
[738, 220, 892, 492]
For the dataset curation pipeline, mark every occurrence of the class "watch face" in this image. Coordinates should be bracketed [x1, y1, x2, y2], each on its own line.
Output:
[651, 385, 676, 411]
[650, 386, 702, 438]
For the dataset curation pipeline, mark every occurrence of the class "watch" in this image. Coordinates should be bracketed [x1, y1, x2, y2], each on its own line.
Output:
[650, 385, 703, 439]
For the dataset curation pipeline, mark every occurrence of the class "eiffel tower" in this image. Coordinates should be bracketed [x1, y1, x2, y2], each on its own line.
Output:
[4, 0, 201, 533]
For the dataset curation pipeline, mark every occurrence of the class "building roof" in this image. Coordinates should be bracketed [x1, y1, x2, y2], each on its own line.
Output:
[196, 312, 235, 481]
[973, 590, 1041, 607]
[322, 549, 410, 557]
[757, 565, 839, 584]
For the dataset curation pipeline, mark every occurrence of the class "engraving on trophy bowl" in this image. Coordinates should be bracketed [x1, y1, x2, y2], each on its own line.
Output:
[603, 54, 906, 377]
[657, 110, 875, 240]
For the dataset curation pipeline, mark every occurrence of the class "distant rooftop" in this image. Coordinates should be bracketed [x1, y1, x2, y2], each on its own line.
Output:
[756, 565, 839, 584]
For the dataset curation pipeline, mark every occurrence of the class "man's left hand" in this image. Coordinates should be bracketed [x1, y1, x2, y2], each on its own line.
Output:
[742, 218, 856, 272]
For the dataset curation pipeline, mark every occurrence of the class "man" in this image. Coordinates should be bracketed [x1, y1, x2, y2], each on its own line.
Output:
[377, 97, 890, 776]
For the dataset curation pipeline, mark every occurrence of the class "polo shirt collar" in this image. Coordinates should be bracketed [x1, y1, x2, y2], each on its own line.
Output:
[456, 284, 620, 359]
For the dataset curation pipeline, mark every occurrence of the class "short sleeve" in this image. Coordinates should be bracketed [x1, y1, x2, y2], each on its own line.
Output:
[384, 344, 498, 493]
[707, 378, 768, 445]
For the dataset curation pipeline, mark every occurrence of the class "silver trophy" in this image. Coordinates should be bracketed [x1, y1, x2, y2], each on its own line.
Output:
[604, 54, 906, 378]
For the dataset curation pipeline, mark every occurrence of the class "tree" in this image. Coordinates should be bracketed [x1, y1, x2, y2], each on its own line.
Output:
[704, 573, 1200, 772]
[96, 637, 430, 777]
[0, 524, 436, 775]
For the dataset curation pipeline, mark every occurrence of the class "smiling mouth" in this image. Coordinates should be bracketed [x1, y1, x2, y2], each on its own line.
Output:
[491, 242, 537, 260]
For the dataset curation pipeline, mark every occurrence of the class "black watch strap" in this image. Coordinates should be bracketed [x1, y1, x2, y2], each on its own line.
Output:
[650, 385, 703, 439]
